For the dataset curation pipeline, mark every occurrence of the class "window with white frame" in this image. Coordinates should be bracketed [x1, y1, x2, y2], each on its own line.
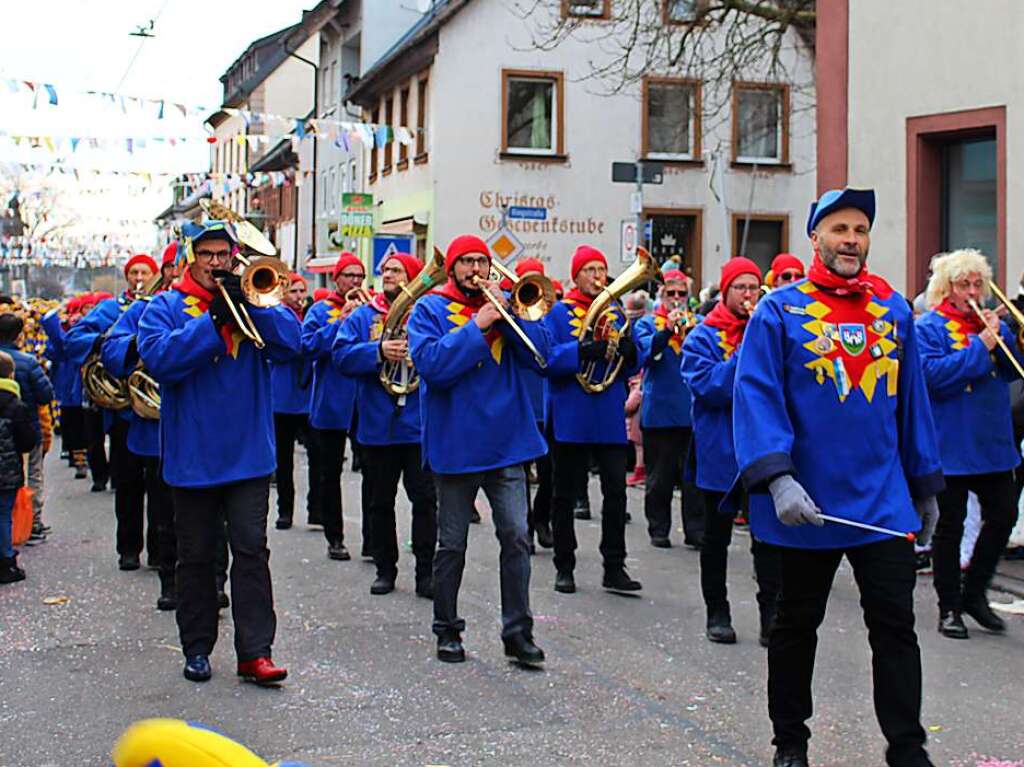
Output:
[644, 79, 699, 159]
[733, 83, 788, 164]
[663, 0, 701, 23]
[503, 71, 563, 156]
[563, 0, 608, 18]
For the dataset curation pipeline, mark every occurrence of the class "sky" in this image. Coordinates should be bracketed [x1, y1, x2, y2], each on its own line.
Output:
[0, 0, 316, 248]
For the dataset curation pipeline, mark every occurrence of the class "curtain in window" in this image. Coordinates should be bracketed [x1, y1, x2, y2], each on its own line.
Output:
[508, 80, 553, 151]
[648, 83, 691, 155]
[737, 89, 780, 160]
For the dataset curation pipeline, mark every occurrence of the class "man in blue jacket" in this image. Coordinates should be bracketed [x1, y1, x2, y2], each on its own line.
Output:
[544, 245, 642, 596]
[733, 189, 942, 767]
[916, 248, 1021, 640]
[634, 269, 703, 549]
[408, 234, 549, 666]
[334, 253, 437, 599]
[301, 252, 365, 561]
[138, 220, 300, 686]
[681, 258, 780, 647]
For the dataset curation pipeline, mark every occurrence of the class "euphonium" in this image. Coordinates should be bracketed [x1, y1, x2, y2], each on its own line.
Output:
[82, 353, 131, 410]
[576, 247, 662, 394]
[379, 246, 447, 397]
[127, 365, 161, 419]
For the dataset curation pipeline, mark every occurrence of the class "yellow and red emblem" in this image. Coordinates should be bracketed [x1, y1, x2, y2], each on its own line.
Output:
[446, 301, 503, 364]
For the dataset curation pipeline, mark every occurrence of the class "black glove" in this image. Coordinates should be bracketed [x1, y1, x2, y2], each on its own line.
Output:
[618, 334, 638, 367]
[207, 292, 231, 329]
[125, 337, 140, 368]
[650, 328, 672, 358]
[213, 270, 244, 303]
[579, 339, 609, 361]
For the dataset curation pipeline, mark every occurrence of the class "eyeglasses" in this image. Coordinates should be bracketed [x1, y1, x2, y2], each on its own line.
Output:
[456, 256, 490, 268]
[194, 249, 232, 261]
[338, 271, 366, 280]
[730, 283, 761, 294]
[777, 270, 802, 282]
[664, 290, 688, 298]
[578, 266, 607, 277]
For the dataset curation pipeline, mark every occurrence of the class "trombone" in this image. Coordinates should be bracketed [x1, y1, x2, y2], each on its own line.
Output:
[969, 280, 1024, 379]
[470, 260, 556, 368]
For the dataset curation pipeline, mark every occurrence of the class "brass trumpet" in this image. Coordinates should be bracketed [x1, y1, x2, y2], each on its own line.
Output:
[470, 260, 556, 368]
[216, 255, 290, 349]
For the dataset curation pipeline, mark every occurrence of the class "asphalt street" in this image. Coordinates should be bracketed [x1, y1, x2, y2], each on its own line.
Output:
[1, 448, 1022, 767]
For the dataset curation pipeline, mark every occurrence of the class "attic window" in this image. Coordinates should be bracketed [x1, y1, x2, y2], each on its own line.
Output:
[562, 0, 610, 19]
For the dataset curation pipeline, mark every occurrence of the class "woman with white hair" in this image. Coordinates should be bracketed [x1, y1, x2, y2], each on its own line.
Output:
[916, 248, 1022, 639]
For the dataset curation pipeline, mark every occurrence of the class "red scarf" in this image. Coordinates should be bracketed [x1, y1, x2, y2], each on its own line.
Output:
[703, 300, 749, 350]
[807, 252, 894, 299]
[564, 288, 594, 310]
[172, 269, 239, 352]
[935, 297, 986, 334]
[433, 278, 488, 309]
[370, 292, 390, 314]
[654, 304, 684, 343]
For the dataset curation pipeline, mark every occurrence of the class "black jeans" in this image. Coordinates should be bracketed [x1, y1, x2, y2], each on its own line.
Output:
[769, 538, 928, 766]
[173, 476, 276, 661]
[529, 421, 554, 532]
[109, 418, 157, 559]
[643, 427, 704, 544]
[933, 471, 1019, 611]
[363, 443, 436, 581]
[146, 457, 176, 586]
[82, 407, 109, 485]
[316, 428, 348, 546]
[551, 441, 627, 573]
[699, 490, 780, 615]
[274, 412, 321, 524]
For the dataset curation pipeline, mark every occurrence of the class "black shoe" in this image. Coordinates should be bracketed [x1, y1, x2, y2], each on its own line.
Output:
[470, 507, 482, 524]
[28, 527, 47, 542]
[118, 554, 141, 571]
[773, 746, 809, 767]
[503, 633, 545, 667]
[437, 634, 465, 663]
[275, 517, 293, 530]
[91, 481, 106, 492]
[370, 574, 396, 595]
[157, 576, 177, 611]
[328, 542, 351, 561]
[535, 522, 554, 549]
[0, 556, 26, 584]
[706, 607, 737, 644]
[962, 593, 1006, 633]
[74, 466, 88, 479]
[650, 536, 672, 549]
[915, 550, 932, 573]
[683, 538, 703, 550]
[937, 609, 968, 639]
[415, 579, 434, 600]
[183, 654, 212, 682]
[602, 568, 642, 593]
[573, 505, 591, 520]
[554, 570, 576, 594]
[217, 591, 230, 610]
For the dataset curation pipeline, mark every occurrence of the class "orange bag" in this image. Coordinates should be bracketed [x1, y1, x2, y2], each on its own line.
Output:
[11, 486, 33, 546]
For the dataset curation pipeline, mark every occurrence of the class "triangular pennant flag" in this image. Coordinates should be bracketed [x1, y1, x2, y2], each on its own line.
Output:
[295, 119, 307, 139]
[70, 138, 80, 152]
[43, 84, 58, 105]
[157, 100, 165, 119]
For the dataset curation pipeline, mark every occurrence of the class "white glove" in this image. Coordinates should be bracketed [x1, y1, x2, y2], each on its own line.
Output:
[914, 496, 939, 548]
[769, 475, 824, 527]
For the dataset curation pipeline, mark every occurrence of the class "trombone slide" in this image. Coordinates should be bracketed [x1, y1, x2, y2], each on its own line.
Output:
[968, 298, 1024, 379]
[472, 276, 547, 369]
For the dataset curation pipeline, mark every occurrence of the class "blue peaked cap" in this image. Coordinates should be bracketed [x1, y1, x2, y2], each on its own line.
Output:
[806, 188, 876, 237]
[181, 220, 238, 245]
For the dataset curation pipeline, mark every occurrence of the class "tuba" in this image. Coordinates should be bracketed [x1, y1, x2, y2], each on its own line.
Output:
[379, 247, 447, 396]
[127, 365, 161, 419]
[576, 247, 662, 394]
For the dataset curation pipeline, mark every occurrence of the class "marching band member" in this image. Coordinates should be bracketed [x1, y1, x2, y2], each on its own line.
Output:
[634, 269, 703, 549]
[159, 241, 181, 290]
[916, 248, 1021, 639]
[544, 245, 642, 595]
[137, 220, 300, 685]
[41, 296, 90, 479]
[301, 252, 364, 560]
[408, 235, 549, 666]
[764, 253, 805, 290]
[66, 254, 158, 569]
[681, 258, 780, 645]
[333, 253, 437, 598]
[271, 273, 320, 530]
[733, 189, 942, 767]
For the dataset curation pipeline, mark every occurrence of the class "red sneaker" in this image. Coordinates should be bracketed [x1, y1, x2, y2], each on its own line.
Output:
[237, 657, 287, 685]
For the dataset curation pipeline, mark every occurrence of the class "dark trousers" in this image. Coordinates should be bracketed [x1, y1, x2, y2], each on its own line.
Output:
[273, 412, 321, 524]
[316, 428, 348, 546]
[108, 418, 158, 559]
[364, 443, 436, 581]
[769, 538, 928, 766]
[551, 441, 627, 573]
[699, 490, 780, 614]
[933, 471, 1019, 611]
[146, 457, 176, 585]
[352, 437, 373, 555]
[173, 476, 276, 661]
[643, 427, 704, 544]
[82, 407, 109, 485]
[529, 422, 553, 532]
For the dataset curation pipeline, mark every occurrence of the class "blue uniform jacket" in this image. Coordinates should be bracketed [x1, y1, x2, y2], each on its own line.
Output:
[635, 314, 692, 429]
[102, 300, 159, 457]
[332, 302, 421, 446]
[137, 290, 301, 488]
[40, 311, 75, 406]
[0, 343, 52, 436]
[301, 298, 356, 431]
[65, 294, 132, 427]
[680, 320, 738, 492]
[543, 298, 638, 444]
[733, 280, 944, 549]
[270, 309, 311, 415]
[408, 292, 550, 474]
[916, 308, 1022, 476]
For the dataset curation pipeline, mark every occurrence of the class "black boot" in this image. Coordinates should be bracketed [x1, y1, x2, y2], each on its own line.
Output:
[706, 605, 736, 644]
[503, 633, 545, 667]
[937, 609, 969, 639]
[962, 592, 1006, 633]
[157, 574, 177, 611]
[602, 567, 642, 593]
[773, 745, 809, 767]
[437, 633, 465, 663]
[370, 571, 396, 595]
[0, 556, 26, 584]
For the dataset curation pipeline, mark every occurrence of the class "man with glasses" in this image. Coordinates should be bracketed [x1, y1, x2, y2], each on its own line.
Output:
[137, 220, 300, 685]
[635, 270, 703, 549]
[765, 253, 805, 290]
[544, 245, 642, 596]
[408, 235, 549, 666]
[682, 257, 781, 646]
[301, 252, 366, 561]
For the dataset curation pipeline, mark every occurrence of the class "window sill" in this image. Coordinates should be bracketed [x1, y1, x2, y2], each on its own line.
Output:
[643, 156, 705, 168]
[382, 166, 393, 177]
[499, 151, 568, 164]
[397, 158, 409, 171]
[368, 173, 377, 184]
[730, 161, 792, 173]
[414, 152, 429, 165]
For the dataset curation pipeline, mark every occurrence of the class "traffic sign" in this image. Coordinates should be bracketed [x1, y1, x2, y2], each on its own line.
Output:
[611, 161, 664, 185]
[620, 220, 637, 263]
[372, 235, 415, 272]
[508, 206, 548, 221]
[486, 227, 525, 266]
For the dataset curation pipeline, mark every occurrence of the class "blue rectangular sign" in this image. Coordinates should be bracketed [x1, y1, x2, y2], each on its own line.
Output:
[372, 235, 416, 272]
[507, 206, 548, 221]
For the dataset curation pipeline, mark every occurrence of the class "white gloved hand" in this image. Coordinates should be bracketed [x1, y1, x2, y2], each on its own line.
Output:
[914, 496, 939, 548]
[769, 475, 824, 527]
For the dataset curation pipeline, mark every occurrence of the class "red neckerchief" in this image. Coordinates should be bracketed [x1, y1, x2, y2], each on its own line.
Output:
[807, 252, 894, 299]
[654, 304, 683, 346]
[563, 288, 594, 310]
[172, 269, 239, 352]
[285, 303, 304, 322]
[703, 300, 749, 350]
[433, 277, 488, 309]
[370, 292, 390, 314]
[935, 297, 985, 335]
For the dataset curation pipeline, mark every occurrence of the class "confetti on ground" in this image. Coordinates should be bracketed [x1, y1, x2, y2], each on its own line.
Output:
[928, 725, 943, 733]
[42, 595, 70, 605]
[974, 760, 1024, 767]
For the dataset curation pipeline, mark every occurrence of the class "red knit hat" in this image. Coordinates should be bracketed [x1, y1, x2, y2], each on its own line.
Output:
[89, 291, 114, 303]
[66, 296, 84, 313]
[570, 245, 607, 280]
[384, 252, 423, 281]
[515, 257, 545, 277]
[332, 252, 365, 280]
[313, 287, 330, 302]
[445, 235, 491, 273]
[552, 279, 564, 296]
[662, 269, 688, 283]
[765, 253, 804, 287]
[123, 253, 158, 279]
[289, 272, 307, 286]
[719, 257, 762, 294]
[161, 242, 179, 267]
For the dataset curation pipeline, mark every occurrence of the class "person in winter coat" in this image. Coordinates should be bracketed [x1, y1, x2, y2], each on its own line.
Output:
[0, 350, 41, 584]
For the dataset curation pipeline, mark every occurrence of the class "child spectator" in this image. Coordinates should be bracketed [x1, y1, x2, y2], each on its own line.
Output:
[0, 350, 41, 584]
